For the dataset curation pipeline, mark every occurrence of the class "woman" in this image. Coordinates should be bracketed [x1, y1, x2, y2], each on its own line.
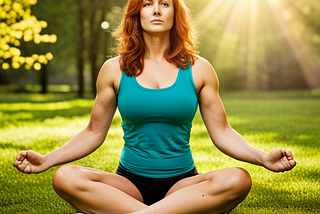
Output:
[14, 0, 296, 213]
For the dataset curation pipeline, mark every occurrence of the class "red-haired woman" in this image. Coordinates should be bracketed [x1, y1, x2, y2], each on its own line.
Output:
[14, 0, 296, 213]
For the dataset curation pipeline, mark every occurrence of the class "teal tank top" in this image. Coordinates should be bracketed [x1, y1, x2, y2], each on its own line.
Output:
[117, 65, 198, 178]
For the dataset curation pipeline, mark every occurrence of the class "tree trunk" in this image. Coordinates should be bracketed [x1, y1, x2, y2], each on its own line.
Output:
[0, 67, 4, 84]
[76, 0, 85, 98]
[40, 65, 48, 94]
[89, 0, 108, 96]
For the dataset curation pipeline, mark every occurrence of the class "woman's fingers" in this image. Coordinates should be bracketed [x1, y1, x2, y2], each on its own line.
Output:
[279, 149, 296, 171]
[284, 149, 296, 169]
[16, 151, 27, 161]
[14, 151, 26, 168]
[14, 151, 32, 173]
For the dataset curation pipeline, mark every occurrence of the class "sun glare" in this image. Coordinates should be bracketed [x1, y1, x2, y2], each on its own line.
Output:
[266, 0, 320, 88]
[194, 0, 320, 89]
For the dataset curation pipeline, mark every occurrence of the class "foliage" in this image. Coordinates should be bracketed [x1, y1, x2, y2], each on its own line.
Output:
[2, 0, 320, 93]
[0, 92, 319, 213]
[31, 0, 126, 96]
[186, 0, 320, 91]
[0, 0, 57, 71]
[30, 0, 77, 73]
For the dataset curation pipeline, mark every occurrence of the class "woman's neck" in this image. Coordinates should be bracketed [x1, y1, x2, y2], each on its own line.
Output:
[143, 31, 171, 62]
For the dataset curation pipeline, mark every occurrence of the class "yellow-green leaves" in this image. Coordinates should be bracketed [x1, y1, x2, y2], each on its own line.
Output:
[0, 0, 57, 70]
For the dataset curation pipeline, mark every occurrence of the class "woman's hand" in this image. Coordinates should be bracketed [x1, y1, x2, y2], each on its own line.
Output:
[13, 150, 49, 174]
[263, 149, 296, 172]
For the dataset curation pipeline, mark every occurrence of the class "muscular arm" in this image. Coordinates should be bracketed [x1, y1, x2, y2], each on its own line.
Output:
[194, 58, 296, 172]
[14, 58, 121, 173]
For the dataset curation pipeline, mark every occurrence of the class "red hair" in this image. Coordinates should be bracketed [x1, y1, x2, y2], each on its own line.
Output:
[113, 0, 198, 76]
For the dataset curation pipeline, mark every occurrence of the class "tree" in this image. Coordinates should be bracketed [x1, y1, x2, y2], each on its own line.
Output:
[82, 0, 126, 96]
[186, 0, 313, 91]
[0, 0, 57, 84]
[77, 0, 110, 96]
[31, 0, 124, 97]
[281, 0, 320, 88]
[31, 0, 78, 94]
[76, 0, 85, 98]
[77, 0, 126, 97]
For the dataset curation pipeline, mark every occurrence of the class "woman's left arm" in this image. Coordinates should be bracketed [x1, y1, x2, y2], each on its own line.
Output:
[194, 58, 296, 172]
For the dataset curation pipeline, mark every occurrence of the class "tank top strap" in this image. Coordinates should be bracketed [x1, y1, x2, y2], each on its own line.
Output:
[181, 64, 198, 96]
[118, 71, 134, 95]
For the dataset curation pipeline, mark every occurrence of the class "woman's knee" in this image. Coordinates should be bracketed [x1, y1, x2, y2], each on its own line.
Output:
[206, 167, 252, 198]
[52, 165, 82, 194]
[224, 167, 252, 197]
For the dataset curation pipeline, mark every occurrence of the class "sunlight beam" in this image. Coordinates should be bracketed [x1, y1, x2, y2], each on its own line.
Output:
[266, 0, 320, 88]
[247, 0, 259, 90]
[194, 0, 225, 25]
[225, 0, 246, 35]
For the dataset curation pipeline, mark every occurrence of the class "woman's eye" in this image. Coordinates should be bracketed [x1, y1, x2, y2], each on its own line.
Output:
[143, 2, 169, 7]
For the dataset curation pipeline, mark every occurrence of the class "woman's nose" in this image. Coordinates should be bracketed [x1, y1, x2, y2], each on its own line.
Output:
[153, 4, 161, 16]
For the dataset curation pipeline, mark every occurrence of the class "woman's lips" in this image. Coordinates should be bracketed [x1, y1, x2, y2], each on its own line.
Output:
[151, 19, 164, 23]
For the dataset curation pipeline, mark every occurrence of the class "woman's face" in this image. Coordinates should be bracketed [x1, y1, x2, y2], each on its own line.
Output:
[140, 0, 174, 35]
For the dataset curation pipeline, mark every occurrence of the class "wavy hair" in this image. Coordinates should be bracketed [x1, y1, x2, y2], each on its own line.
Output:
[113, 0, 198, 76]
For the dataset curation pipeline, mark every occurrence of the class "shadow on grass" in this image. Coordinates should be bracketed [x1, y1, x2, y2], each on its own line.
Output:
[246, 183, 320, 212]
[0, 108, 92, 126]
[0, 94, 96, 128]
[0, 93, 83, 103]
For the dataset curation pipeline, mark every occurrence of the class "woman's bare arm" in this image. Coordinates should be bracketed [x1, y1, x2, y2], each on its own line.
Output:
[193, 58, 296, 172]
[14, 58, 122, 173]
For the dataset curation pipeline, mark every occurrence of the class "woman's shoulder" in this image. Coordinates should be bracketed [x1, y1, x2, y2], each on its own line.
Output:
[192, 56, 215, 73]
[101, 56, 122, 73]
[192, 56, 218, 84]
[97, 56, 122, 91]
[99, 56, 122, 80]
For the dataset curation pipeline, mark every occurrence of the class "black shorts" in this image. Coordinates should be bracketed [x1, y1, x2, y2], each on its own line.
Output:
[116, 164, 198, 205]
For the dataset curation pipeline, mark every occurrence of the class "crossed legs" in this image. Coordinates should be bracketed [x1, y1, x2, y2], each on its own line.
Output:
[52, 166, 252, 214]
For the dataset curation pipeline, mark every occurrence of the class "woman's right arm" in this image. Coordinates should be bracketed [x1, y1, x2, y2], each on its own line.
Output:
[14, 58, 121, 174]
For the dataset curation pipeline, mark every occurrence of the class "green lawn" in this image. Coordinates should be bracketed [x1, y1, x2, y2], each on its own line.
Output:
[0, 91, 319, 213]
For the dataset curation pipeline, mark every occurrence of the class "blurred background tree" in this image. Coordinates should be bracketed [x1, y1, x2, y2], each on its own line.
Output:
[186, 0, 320, 91]
[0, 0, 125, 96]
[0, 0, 56, 90]
[0, 0, 319, 95]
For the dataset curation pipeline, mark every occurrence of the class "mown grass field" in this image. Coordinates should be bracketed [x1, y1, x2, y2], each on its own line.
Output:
[0, 91, 319, 213]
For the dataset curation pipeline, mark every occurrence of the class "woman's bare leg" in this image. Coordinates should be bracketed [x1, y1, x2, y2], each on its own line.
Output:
[132, 167, 252, 214]
[52, 165, 147, 214]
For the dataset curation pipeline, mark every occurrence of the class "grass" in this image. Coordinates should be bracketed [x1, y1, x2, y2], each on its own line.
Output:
[0, 91, 319, 213]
